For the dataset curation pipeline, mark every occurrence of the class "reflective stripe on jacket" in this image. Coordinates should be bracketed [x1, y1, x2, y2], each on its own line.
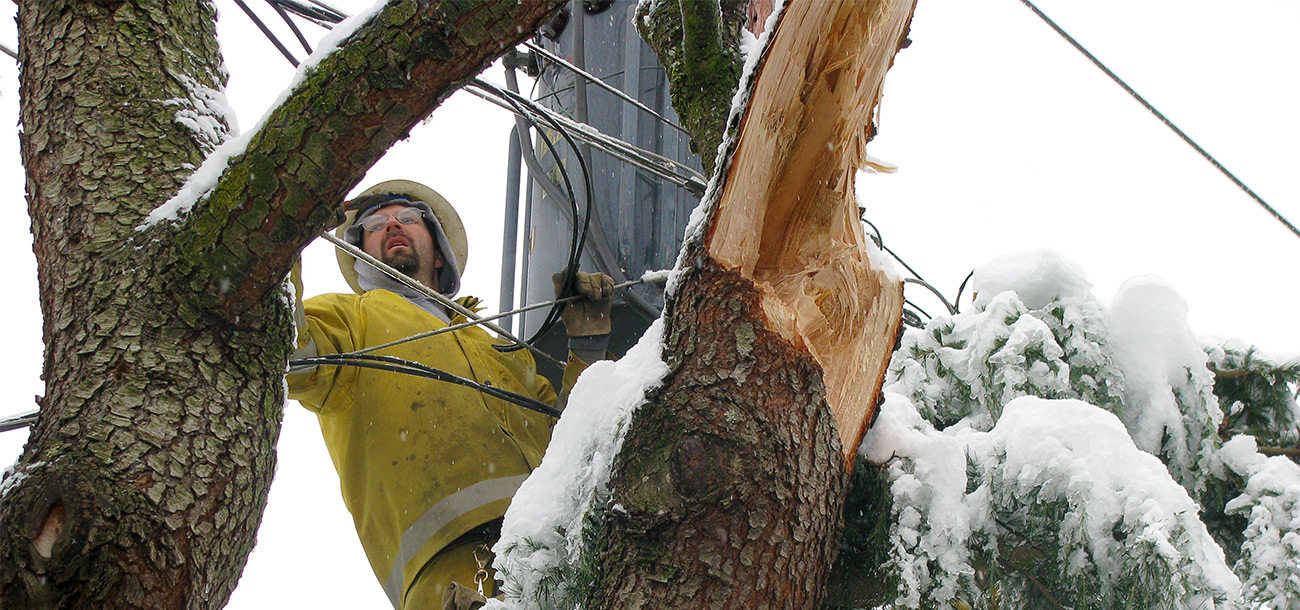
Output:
[288, 289, 584, 607]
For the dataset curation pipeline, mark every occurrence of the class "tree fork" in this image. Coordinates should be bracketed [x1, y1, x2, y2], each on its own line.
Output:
[584, 0, 913, 608]
[3, 1, 565, 608]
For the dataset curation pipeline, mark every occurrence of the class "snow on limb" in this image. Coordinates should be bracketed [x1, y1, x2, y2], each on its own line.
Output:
[867, 250, 1266, 608]
[969, 248, 1092, 311]
[488, 320, 669, 610]
[141, 1, 392, 228]
[860, 394, 980, 607]
[162, 74, 238, 154]
[888, 250, 1124, 430]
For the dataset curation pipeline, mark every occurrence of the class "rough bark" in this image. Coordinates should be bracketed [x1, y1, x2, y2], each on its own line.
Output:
[588, 260, 851, 609]
[582, 1, 913, 608]
[1, 1, 563, 608]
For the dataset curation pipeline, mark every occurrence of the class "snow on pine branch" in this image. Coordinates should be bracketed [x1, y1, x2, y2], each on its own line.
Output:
[1221, 435, 1300, 609]
[1107, 276, 1226, 500]
[862, 395, 1242, 609]
[858, 249, 1300, 609]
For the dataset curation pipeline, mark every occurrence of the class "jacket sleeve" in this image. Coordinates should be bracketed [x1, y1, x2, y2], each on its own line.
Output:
[287, 293, 361, 414]
[555, 351, 600, 412]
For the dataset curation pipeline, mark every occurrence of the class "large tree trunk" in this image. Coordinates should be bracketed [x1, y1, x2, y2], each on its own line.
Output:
[584, 1, 913, 608]
[0, 1, 562, 608]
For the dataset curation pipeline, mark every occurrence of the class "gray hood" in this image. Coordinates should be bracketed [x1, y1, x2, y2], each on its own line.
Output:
[343, 198, 463, 321]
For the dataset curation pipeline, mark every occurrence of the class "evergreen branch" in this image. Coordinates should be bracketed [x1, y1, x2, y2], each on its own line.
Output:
[1259, 446, 1300, 458]
[992, 516, 1077, 609]
[992, 516, 1052, 563]
[996, 558, 1070, 610]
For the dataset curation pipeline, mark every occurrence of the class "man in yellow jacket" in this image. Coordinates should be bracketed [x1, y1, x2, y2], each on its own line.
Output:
[288, 180, 612, 610]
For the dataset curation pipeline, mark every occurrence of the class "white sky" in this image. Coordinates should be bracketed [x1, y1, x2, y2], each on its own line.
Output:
[0, 0, 1296, 608]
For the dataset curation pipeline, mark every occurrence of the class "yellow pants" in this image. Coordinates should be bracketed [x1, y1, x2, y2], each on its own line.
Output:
[402, 539, 496, 610]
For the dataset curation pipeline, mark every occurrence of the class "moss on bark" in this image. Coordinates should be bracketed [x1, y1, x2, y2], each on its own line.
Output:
[635, 0, 748, 176]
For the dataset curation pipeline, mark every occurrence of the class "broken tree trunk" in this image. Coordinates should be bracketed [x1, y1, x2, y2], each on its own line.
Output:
[583, 0, 913, 608]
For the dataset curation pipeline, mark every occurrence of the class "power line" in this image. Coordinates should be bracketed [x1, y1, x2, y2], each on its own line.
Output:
[863, 215, 968, 322]
[1016, 0, 1300, 242]
[333, 275, 664, 358]
[268, 0, 347, 28]
[464, 81, 707, 194]
[227, 0, 706, 195]
[467, 78, 602, 349]
[289, 354, 562, 418]
[320, 232, 566, 368]
[0, 410, 37, 433]
[233, 0, 301, 67]
[522, 40, 690, 137]
[903, 278, 956, 315]
[268, 0, 314, 55]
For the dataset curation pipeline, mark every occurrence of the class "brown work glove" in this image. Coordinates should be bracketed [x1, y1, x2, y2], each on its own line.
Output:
[553, 271, 613, 337]
[442, 582, 487, 610]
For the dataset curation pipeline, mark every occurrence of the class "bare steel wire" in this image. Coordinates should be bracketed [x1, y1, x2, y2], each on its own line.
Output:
[1017, 0, 1300, 242]
[522, 40, 690, 136]
[320, 233, 566, 368]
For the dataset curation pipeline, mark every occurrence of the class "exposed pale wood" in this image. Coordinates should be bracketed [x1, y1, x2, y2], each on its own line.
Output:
[572, 2, 915, 608]
[707, 0, 912, 465]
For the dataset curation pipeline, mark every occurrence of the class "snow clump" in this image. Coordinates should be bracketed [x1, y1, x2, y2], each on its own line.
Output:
[861, 395, 1243, 609]
[1107, 276, 1225, 499]
[888, 249, 1123, 430]
[969, 248, 1091, 312]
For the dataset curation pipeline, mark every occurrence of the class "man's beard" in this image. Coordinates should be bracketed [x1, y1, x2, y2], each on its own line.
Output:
[382, 249, 420, 278]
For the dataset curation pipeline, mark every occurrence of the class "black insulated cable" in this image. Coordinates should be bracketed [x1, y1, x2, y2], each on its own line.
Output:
[290, 354, 562, 419]
[268, 0, 314, 55]
[1017, 0, 1300, 242]
[234, 0, 300, 67]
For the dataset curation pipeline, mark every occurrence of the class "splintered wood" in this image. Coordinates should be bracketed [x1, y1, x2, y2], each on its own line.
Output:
[707, 0, 913, 467]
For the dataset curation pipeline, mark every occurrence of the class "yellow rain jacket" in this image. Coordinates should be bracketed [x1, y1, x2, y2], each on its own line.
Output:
[288, 289, 584, 608]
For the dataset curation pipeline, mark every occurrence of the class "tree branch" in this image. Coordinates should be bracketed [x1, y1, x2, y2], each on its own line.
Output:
[997, 558, 1070, 610]
[574, 1, 911, 607]
[159, 0, 565, 322]
[679, 0, 723, 68]
[635, 0, 746, 175]
[1259, 446, 1300, 458]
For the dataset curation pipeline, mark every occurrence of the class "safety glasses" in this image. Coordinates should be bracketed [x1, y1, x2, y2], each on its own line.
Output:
[359, 207, 426, 232]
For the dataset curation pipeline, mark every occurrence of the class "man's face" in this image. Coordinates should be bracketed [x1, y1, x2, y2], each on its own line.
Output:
[360, 204, 444, 288]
